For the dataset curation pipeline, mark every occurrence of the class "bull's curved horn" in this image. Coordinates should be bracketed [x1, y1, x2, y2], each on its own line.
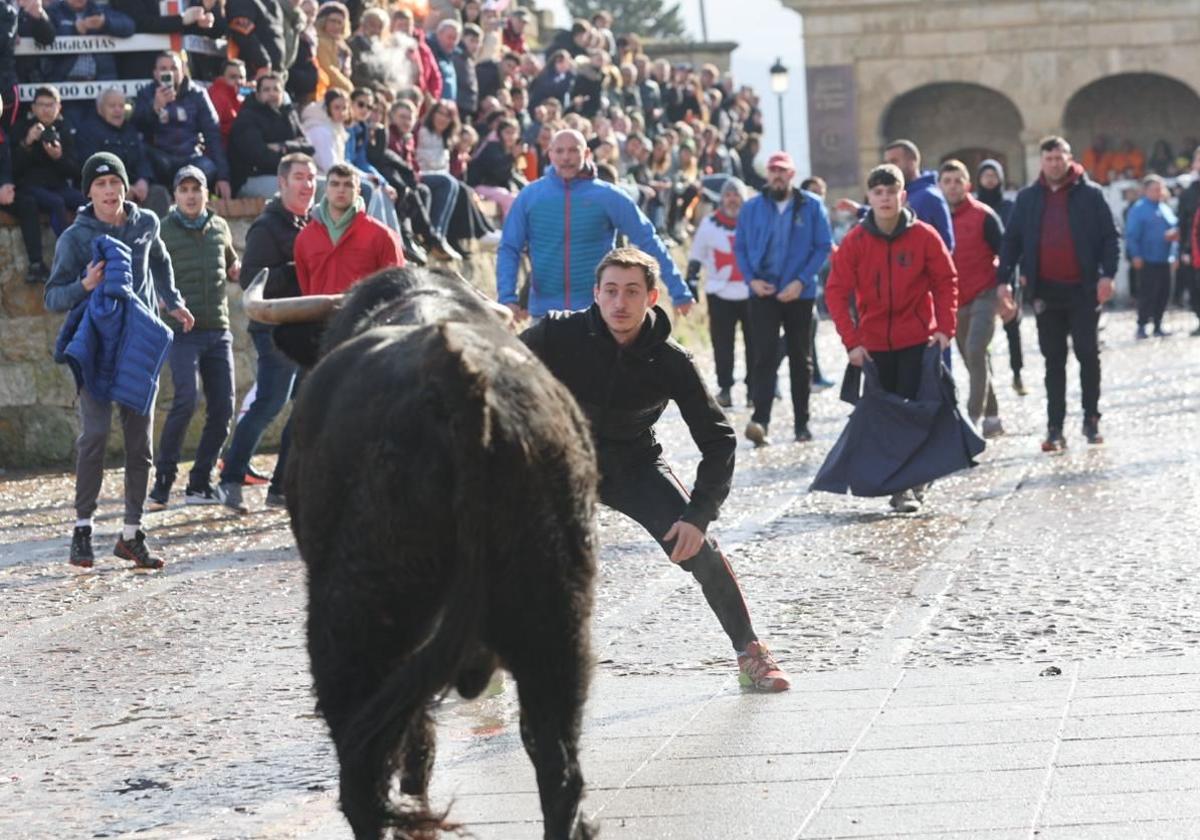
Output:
[243, 268, 344, 324]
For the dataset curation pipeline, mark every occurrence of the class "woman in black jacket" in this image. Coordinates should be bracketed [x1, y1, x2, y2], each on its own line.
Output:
[467, 117, 525, 220]
[528, 50, 575, 109]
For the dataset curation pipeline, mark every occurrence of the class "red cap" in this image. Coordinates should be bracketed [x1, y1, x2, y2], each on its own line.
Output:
[766, 151, 796, 171]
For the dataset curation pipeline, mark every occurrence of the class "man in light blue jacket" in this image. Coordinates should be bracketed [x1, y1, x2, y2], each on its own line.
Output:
[497, 128, 693, 320]
[45, 153, 194, 571]
[735, 150, 833, 446]
[1125, 174, 1179, 338]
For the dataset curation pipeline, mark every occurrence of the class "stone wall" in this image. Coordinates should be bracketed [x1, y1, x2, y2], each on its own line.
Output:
[0, 206, 498, 471]
[786, 0, 1200, 192]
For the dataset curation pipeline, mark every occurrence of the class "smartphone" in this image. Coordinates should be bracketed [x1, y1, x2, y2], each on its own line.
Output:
[159, 72, 174, 88]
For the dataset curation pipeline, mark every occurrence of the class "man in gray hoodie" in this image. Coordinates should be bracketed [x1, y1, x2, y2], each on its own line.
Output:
[44, 152, 194, 570]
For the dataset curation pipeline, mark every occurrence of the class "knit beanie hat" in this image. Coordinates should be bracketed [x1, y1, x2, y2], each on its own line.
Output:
[81, 152, 129, 195]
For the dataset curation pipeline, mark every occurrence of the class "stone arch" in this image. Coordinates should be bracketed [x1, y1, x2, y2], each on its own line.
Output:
[880, 82, 1026, 187]
[1062, 73, 1200, 183]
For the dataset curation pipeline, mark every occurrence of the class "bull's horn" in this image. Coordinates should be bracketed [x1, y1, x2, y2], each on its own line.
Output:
[243, 268, 343, 324]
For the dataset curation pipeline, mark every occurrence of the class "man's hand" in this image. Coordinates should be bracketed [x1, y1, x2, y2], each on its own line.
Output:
[748, 279, 776, 297]
[505, 302, 528, 321]
[1131, 256, 1145, 270]
[0, 183, 15, 205]
[42, 139, 62, 160]
[847, 345, 871, 367]
[18, 0, 47, 19]
[170, 306, 196, 332]
[384, 184, 398, 201]
[663, 520, 705, 564]
[997, 284, 1017, 322]
[1019, 274, 1029, 287]
[130, 178, 149, 203]
[1165, 228, 1181, 242]
[182, 6, 207, 25]
[1097, 277, 1115, 305]
[776, 279, 803, 302]
[929, 331, 951, 350]
[227, 260, 241, 282]
[24, 121, 44, 146]
[215, 180, 232, 200]
[82, 260, 105, 291]
[675, 301, 693, 316]
[835, 197, 862, 214]
[1182, 254, 1191, 266]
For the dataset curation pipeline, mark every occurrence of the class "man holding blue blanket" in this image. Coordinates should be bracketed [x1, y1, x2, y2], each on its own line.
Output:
[44, 152, 194, 571]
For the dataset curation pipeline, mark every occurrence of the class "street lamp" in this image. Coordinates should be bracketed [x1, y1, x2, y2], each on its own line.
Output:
[769, 57, 789, 152]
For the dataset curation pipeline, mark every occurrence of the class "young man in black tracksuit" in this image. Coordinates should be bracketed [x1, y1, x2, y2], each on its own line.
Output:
[521, 246, 790, 692]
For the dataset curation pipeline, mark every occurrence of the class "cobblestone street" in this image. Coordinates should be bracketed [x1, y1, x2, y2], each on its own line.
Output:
[1, 308, 1198, 838]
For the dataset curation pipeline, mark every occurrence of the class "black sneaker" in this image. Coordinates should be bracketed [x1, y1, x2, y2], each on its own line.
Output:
[1083, 416, 1104, 445]
[185, 484, 227, 505]
[26, 262, 49, 285]
[147, 474, 172, 511]
[265, 490, 286, 508]
[1191, 324, 1200, 337]
[715, 387, 733, 408]
[1041, 427, 1067, 453]
[1153, 327, 1171, 338]
[794, 425, 813, 443]
[70, 526, 94, 568]
[113, 530, 164, 570]
[744, 421, 770, 448]
[1012, 373, 1028, 396]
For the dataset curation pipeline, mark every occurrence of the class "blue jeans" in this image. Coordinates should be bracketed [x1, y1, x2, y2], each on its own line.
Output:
[220, 329, 297, 487]
[156, 329, 236, 488]
[25, 184, 85, 235]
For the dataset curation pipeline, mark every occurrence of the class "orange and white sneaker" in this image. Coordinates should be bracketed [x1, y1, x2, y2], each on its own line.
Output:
[737, 641, 791, 692]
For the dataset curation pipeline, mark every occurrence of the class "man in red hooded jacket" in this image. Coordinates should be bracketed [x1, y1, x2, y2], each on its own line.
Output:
[295, 164, 404, 296]
[826, 163, 958, 513]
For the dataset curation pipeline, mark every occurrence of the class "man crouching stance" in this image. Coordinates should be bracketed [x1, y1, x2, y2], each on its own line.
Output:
[521, 246, 790, 691]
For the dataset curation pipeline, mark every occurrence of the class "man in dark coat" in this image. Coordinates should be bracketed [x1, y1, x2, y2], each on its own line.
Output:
[1, 0, 55, 124]
[218, 153, 315, 514]
[227, 72, 314, 195]
[521, 246, 791, 693]
[998, 135, 1120, 451]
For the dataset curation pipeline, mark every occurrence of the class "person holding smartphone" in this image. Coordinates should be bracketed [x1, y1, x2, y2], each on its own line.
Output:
[132, 50, 232, 199]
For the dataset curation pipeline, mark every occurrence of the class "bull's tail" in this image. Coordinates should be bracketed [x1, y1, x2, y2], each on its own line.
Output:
[336, 323, 496, 838]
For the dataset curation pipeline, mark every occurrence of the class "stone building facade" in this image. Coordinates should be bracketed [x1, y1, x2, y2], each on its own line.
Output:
[786, 0, 1200, 190]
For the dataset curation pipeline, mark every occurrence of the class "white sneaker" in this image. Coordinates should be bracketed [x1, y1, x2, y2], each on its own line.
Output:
[478, 230, 503, 249]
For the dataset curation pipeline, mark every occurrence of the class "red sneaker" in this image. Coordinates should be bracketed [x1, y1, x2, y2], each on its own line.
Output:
[738, 641, 791, 692]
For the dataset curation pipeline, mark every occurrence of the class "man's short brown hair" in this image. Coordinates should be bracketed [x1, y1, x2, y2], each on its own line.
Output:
[938, 159, 970, 181]
[1040, 135, 1071, 154]
[867, 163, 905, 190]
[326, 163, 359, 184]
[595, 246, 660, 292]
[278, 152, 316, 178]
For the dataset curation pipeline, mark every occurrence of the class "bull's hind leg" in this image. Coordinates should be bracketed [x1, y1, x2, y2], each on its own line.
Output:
[508, 639, 597, 840]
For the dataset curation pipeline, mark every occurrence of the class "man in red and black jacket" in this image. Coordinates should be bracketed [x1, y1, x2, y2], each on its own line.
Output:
[997, 135, 1120, 451]
[938, 159, 1007, 437]
[826, 163, 958, 513]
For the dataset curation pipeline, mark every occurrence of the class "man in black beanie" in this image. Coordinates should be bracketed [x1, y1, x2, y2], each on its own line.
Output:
[45, 152, 194, 571]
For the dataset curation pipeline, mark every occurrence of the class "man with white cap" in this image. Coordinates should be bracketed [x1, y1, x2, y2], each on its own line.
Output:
[733, 151, 833, 446]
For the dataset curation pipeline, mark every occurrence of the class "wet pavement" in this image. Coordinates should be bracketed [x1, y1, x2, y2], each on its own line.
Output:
[1, 308, 1198, 838]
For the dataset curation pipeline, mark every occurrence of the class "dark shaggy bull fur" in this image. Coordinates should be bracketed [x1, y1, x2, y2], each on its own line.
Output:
[283, 267, 599, 839]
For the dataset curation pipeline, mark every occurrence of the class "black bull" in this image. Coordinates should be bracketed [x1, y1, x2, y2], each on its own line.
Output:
[277, 268, 600, 839]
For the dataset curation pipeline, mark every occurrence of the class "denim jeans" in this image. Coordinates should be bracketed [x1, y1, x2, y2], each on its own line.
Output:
[598, 454, 757, 651]
[220, 330, 297, 486]
[156, 329, 235, 489]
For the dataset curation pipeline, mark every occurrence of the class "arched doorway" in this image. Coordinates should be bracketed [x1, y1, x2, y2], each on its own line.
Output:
[881, 83, 1025, 187]
[1063, 73, 1200, 184]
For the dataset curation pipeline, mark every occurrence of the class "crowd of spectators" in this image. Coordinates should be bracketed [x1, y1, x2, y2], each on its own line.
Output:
[1080, 134, 1200, 185]
[1, 0, 771, 280]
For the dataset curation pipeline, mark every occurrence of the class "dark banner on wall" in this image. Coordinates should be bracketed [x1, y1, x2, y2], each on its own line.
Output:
[807, 65, 859, 187]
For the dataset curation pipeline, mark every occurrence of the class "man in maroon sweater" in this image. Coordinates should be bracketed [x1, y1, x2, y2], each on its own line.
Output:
[998, 136, 1120, 451]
